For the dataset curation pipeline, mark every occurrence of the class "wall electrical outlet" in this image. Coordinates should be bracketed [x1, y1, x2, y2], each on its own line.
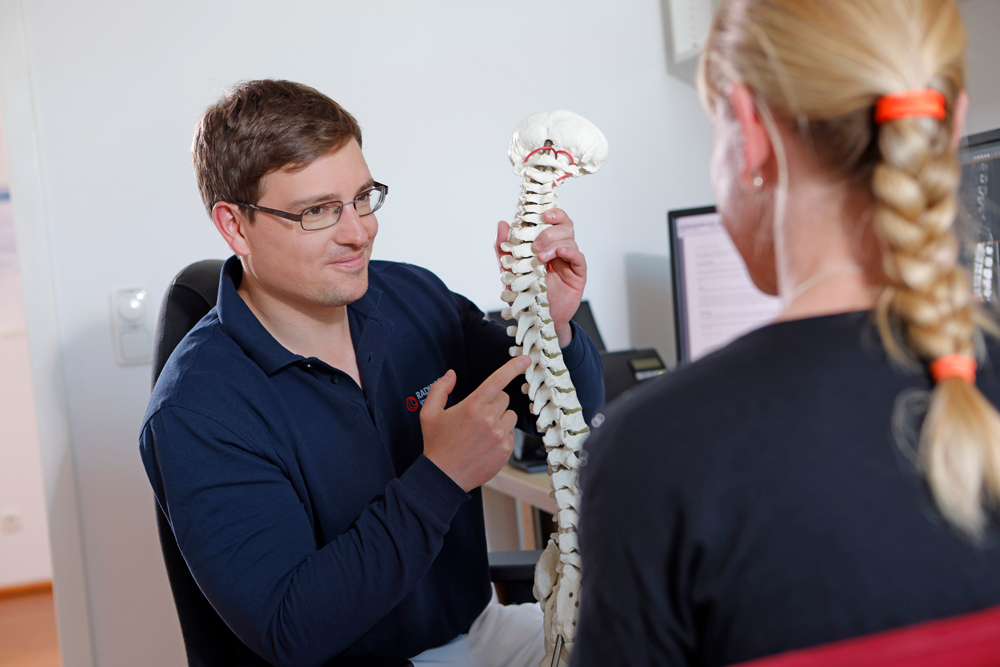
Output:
[0, 509, 23, 534]
[110, 288, 152, 366]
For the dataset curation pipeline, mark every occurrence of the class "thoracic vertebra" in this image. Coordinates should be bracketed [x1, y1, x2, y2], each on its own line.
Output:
[501, 109, 607, 667]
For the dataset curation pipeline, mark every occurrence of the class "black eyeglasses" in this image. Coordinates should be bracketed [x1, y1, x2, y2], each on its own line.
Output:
[237, 182, 388, 231]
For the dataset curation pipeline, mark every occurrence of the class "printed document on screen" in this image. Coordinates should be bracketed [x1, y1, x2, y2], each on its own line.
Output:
[678, 212, 782, 361]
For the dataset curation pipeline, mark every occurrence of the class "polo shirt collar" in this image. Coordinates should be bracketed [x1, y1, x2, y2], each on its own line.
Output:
[215, 255, 388, 376]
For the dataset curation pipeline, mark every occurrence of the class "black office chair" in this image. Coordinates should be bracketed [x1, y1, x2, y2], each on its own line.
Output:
[151, 259, 540, 667]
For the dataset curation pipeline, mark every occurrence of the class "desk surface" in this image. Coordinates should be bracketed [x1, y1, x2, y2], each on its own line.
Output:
[485, 463, 557, 515]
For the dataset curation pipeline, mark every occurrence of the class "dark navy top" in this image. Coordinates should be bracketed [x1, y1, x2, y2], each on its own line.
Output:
[141, 256, 604, 666]
[574, 311, 1000, 667]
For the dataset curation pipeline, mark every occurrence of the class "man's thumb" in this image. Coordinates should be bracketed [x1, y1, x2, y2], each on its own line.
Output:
[420, 369, 456, 416]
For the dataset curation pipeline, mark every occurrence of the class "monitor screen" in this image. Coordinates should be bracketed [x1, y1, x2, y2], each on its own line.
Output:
[668, 206, 781, 364]
[958, 128, 1000, 305]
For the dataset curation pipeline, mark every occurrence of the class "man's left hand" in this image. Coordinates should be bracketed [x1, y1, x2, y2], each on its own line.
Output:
[495, 208, 587, 347]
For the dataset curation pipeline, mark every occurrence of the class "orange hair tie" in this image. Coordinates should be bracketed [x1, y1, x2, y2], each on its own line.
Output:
[929, 354, 977, 384]
[875, 89, 946, 125]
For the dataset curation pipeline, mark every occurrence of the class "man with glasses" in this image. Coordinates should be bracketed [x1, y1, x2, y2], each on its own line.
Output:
[140, 79, 604, 666]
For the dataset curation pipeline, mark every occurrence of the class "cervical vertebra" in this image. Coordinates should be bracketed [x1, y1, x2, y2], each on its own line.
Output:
[502, 110, 607, 667]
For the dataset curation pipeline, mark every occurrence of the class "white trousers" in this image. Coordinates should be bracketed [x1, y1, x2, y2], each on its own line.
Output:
[410, 591, 545, 667]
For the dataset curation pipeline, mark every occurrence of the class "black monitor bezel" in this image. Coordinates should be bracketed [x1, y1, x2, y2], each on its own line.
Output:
[667, 205, 718, 366]
[961, 128, 1000, 155]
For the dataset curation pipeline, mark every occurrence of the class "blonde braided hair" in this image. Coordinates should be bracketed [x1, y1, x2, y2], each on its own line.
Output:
[699, 0, 1000, 539]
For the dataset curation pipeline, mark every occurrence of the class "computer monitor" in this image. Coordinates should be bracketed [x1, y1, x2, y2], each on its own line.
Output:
[664, 133, 1000, 366]
[958, 128, 1000, 305]
[486, 300, 606, 352]
[668, 206, 781, 364]
[486, 301, 666, 471]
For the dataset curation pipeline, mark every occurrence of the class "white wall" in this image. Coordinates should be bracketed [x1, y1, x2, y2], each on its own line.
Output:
[0, 111, 54, 590]
[962, 0, 1000, 134]
[0, 122, 7, 183]
[0, 1, 713, 665]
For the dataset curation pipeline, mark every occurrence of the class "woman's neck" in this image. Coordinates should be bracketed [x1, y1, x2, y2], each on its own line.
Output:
[777, 264, 878, 321]
[773, 193, 882, 320]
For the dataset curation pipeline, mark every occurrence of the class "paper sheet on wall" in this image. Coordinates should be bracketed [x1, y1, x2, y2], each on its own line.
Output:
[0, 191, 26, 337]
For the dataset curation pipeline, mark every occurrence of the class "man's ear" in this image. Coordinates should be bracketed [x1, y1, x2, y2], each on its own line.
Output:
[213, 201, 251, 257]
[728, 83, 772, 187]
[950, 90, 969, 152]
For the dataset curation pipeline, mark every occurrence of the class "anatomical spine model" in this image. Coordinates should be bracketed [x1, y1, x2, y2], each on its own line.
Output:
[501, 110, 608, 667]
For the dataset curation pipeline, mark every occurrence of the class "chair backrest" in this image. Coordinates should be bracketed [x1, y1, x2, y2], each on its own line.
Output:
[151, 259, 270, 666]
[151, 259, 413, 667]
[152, 259, 225, 389]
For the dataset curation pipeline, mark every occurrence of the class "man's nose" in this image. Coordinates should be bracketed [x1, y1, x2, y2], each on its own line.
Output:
[335, 205, 370, 244]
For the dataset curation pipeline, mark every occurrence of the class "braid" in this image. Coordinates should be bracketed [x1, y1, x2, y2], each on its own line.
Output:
[700, 0, 1000, 540]
[872, 116, 972, 362]
[873, 115, 1000, 539]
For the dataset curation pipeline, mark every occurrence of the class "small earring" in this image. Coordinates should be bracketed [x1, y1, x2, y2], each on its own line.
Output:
[751, 171, 764, 188]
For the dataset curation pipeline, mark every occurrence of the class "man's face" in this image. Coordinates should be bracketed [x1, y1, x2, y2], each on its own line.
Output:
[238, 139, 379, 311]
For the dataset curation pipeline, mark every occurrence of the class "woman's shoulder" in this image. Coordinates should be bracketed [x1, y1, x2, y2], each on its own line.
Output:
[583, 311, 878, 473]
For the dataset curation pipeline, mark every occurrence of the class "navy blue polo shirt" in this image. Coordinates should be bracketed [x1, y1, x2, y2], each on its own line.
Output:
[141, 256, 604, 666]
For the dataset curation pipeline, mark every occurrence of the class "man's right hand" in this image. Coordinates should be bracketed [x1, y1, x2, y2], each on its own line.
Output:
[420, 355, 532, 492]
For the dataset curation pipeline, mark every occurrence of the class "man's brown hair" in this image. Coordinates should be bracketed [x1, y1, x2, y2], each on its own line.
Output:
[192, 79, 363, 220]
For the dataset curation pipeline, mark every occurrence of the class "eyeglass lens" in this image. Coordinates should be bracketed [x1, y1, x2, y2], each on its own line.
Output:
[300, 186, 385, 231]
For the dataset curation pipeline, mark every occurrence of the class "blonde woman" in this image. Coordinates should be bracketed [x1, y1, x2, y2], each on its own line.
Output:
[573, 1, 1000, 664]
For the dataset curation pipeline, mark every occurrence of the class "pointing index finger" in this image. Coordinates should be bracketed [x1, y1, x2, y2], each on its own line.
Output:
[476, 355, 531, 401]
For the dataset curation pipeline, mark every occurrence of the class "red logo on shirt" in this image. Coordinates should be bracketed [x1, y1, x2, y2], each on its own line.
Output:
[407, 376, 442, 412]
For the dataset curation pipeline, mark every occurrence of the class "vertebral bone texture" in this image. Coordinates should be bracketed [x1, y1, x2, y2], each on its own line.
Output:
[501, 110, 607, 667]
